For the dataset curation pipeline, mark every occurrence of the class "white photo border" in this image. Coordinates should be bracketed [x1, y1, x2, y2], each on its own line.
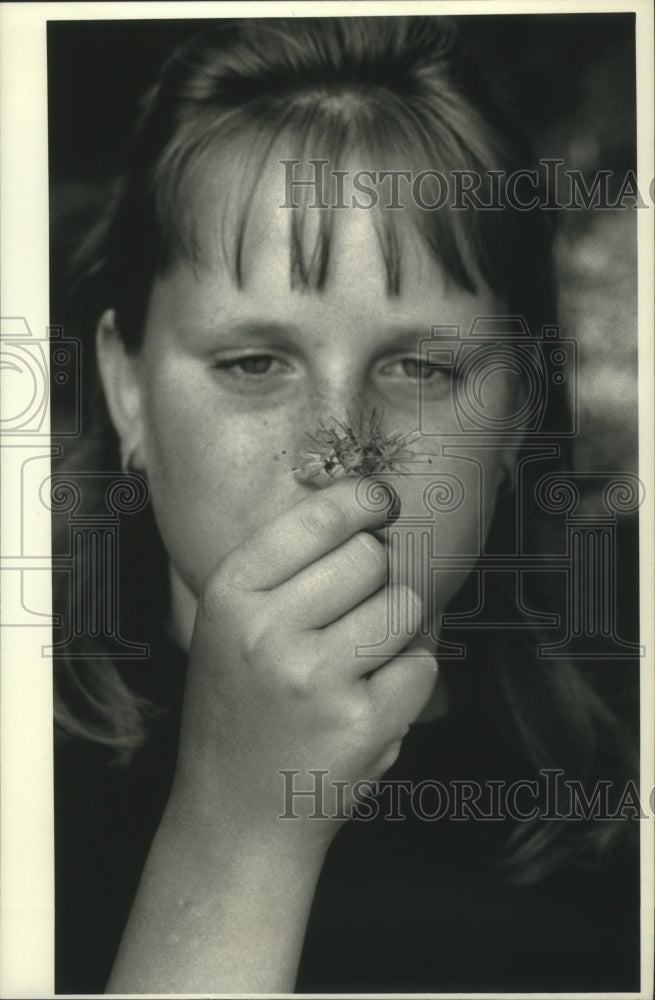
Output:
[1, 2, 653, 997]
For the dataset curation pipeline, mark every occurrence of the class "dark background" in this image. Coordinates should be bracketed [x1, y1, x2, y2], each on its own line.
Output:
[47, 15, 637, 185]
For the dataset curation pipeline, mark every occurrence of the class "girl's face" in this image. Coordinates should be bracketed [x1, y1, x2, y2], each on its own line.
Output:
[104, 156, 517, 647]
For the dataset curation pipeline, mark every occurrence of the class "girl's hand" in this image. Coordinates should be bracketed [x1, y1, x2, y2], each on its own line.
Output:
[172, 477, 438, 855]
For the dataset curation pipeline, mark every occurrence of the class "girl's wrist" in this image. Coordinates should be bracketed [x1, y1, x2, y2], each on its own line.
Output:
[163, 771, 333, 873]
[108, 766, 328, 994]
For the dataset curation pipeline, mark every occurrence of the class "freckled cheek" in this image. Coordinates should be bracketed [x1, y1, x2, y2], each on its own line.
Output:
[139, 395, 301, 588]
[141, 375, 272, 484]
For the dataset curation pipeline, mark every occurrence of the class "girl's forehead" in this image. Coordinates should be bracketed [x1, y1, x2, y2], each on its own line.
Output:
[152, 206, 498, 344]
[150, 137, 502, 339]
[184, 143, 457, 299]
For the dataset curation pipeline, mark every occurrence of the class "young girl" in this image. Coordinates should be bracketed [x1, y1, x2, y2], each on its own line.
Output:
[52, 15, 640, 994]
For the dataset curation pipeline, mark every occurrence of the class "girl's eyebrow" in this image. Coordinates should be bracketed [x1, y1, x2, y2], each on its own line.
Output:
[220, 321, 303, 339]
[385, 324, 435, 342]
[184, 318, 438, 346]
[215, 321, 431, 339]
[181, 320, 304, 342]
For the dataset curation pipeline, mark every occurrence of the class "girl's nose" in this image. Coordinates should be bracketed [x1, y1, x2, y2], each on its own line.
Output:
[292, 372, 373, 484]
[307, 365, 371, 425]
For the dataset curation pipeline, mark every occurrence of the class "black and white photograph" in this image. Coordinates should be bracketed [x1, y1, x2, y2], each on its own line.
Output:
[1, 2, 653, 997]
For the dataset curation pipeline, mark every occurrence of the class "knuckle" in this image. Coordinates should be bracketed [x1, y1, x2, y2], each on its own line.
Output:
[241, 627, 271, 669]
[422, 652, 439, 674]
[411, 665, 438, 709]
[281, 667, 315, 702]
[298, 495, 347, 539]
[218, 549, 252, 591]
[200, 566, 235, 617]
[378, 739, 403, 774]
[341, 697, 370, 731]
[405, 641, 439, 673]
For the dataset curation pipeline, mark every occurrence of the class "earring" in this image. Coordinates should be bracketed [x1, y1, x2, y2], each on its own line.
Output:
[120, 443, 138, 474]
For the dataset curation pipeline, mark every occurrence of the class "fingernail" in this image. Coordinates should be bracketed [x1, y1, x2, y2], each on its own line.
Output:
[386, 485, 401, 522]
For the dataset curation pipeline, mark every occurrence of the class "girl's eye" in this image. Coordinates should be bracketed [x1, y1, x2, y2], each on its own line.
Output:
[381, 356, 452, 383]
[377, 355, 454, 401]
[212, 354, 290, 379]
[400, 358, 442, 380]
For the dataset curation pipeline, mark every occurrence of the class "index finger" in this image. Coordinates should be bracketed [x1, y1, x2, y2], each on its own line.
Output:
[222, 477, 399, 591]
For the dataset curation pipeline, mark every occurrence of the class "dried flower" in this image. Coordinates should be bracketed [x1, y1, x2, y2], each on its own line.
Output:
[293, 409, 429, 481]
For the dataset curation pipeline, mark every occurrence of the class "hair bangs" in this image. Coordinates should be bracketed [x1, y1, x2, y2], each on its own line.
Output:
[149, 80, 519, 300]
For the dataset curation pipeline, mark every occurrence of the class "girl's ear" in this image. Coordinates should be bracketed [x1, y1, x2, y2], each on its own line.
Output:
[96, 309, 146, 471]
